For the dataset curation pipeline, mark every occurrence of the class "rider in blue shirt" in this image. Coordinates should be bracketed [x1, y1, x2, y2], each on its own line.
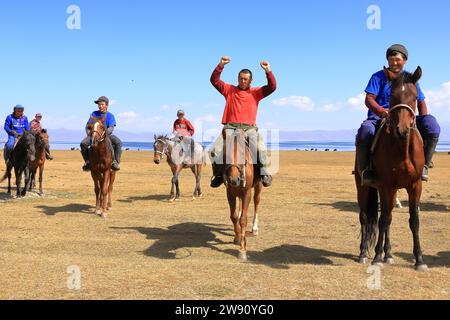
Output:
[80, 96, 122, 171]
[4, 104, 30, 162]
[356, 44, 440, 186]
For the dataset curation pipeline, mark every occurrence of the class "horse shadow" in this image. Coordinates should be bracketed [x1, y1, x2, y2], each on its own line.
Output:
[219, 245, 357, 269]
[396, 251, 450, 268]
[315, 201, 449, 214]
[111, 222, 357, 268]
[314, 201, 359, 214]
[111, 223, 233, 259]
[36, 203, 94, 216]
[118, 194, 169, 203]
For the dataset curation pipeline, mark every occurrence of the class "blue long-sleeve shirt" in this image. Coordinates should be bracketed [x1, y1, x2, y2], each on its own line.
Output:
[4, 114, 30, 136]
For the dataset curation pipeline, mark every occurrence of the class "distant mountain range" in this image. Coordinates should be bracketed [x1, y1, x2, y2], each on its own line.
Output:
[3, 123, 450, 143]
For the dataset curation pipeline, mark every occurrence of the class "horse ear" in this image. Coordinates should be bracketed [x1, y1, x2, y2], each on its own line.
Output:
[383, 66, 396, 81]
[154, 134, 157, 140]
[412, 66, 422, 84]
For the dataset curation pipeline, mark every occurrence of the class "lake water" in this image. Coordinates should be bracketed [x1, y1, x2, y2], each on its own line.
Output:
[49, 141, 450, 152]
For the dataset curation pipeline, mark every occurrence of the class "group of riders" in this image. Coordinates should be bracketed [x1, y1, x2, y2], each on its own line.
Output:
[3, 44, 441, 187]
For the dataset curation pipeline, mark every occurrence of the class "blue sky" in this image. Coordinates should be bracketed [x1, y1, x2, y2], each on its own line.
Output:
[1, 0, 449, 138]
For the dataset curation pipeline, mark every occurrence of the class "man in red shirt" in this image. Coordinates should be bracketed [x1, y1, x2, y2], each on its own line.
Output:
[209, 56, 277, 188]
[172, 109, 195, 164]
[30, 113, 53, 160]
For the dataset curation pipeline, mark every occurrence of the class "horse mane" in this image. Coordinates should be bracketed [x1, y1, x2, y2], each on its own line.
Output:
[155, 134, 169, 141]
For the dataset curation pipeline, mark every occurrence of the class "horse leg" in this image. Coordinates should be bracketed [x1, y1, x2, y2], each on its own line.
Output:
[407, 182, 427, 271]
[91, 172, 102, 215]
[38, 165, 44, 196]
[252, 182, 262, 236]
[174, 166, 181, 200]
[107, 171, 115, 211]
[101, 170, 110, 218]
[7, 164, 12, 195]
[227, 190, 241, 246]
[15, 168, 22, 197]
[372, 188, 394, 266]
[238, 189, 252, 261]
[383, 191, 395, 265]
[169, 165, 177, 201]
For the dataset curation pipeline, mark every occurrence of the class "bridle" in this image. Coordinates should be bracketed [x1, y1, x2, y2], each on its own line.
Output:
[387, 72, 418, 130]
[154, 138, 169, 160]
[223, 129, 248, 188]
[90, 122, 106, 144]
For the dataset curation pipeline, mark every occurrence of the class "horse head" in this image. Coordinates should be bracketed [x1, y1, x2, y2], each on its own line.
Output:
[385, 66, 422, 140]
[153, 134, 169, 164]
[22, 131, 36, 162]
[88, 116, 107, 147]
[35, 129, 50, 150]
[223, 128, 248, 188]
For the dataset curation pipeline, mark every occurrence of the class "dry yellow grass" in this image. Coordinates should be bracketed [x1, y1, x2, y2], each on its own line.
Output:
[1, 150, 450, 300]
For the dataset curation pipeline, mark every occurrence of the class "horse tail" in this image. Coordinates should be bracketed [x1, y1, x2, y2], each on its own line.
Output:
[367, 187, 379, 251]
[0, 171, 7, 183]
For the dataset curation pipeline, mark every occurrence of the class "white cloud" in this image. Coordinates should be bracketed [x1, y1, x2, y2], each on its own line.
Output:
[272, 96, 315, 111]
[117, 111, 138, 120]
[424, 82, 450, 109]
[195, 114, 217, 123]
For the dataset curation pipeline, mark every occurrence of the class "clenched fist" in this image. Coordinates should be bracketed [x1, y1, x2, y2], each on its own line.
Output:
[219, 56, 231, 67]
[260, 61, 271, 73]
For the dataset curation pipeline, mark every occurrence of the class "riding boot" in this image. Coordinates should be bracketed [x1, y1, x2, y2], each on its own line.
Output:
[210, 162, 224, 188]
[258, 149, 272, 187]
[111, 145, 122, 171]
[422, 137, 439, 182]
[81, 148, 90, 171]
[356, 143, 376, 187]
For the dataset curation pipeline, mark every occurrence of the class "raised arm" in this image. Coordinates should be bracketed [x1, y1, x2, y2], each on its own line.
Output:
[260, 61, 277, 98]
[210, 56, 231, 95]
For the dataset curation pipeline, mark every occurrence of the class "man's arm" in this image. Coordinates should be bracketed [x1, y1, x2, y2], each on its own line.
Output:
[365, 94, 389, 118]
[257, 61, 277, 98]
[4, 116, 13, 135]
[418, 100, 429, 116]
[210, 56, 231, 95]
[24, 117, 30, 131]
[186, 120, 195, 136]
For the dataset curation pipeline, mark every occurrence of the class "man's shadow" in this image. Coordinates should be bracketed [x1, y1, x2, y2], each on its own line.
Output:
[111, 222, 233, 259]
[112, 222, 357, 268]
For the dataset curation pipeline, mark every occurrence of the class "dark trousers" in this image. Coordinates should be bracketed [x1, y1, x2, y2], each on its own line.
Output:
[80, 135, 123, 163]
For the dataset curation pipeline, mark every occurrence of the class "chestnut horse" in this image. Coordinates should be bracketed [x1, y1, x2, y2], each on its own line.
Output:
[28, 129, 50, 195]
[356, 66, 427, 271]
[87, 116, 116, 218]
[153, 134, 205, 202]
[222, 128, 263, 261]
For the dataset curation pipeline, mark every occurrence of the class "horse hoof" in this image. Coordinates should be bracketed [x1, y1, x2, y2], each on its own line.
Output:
[238, 251, 248, 261]
[384, 258, 395, 265]
[107, 207, 112, 211]
[252, 229, 259, 236]
[95, 210, 102, 216]
[359, 257, 369, 264]
[101, 212, 107, 219]
[175, 197, 180, 201]
[168, 198, 175, 202]
[415, 264, 428, 272]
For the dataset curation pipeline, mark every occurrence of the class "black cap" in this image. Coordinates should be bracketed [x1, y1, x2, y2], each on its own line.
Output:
[95, 96, 109, 105]
[386, 44, 408, 60]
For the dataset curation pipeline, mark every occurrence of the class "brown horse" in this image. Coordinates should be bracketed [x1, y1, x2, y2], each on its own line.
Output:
[28, 129, 50, 195]
[222, 128, 263, 261]
[356, 66, 427, 271]
[153, 134, 205, 202]
[87, 116, 116, 218]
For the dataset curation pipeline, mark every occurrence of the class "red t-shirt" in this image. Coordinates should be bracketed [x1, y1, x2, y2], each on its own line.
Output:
[210, 65, 277, 126]
[173, 118, 195, 137]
